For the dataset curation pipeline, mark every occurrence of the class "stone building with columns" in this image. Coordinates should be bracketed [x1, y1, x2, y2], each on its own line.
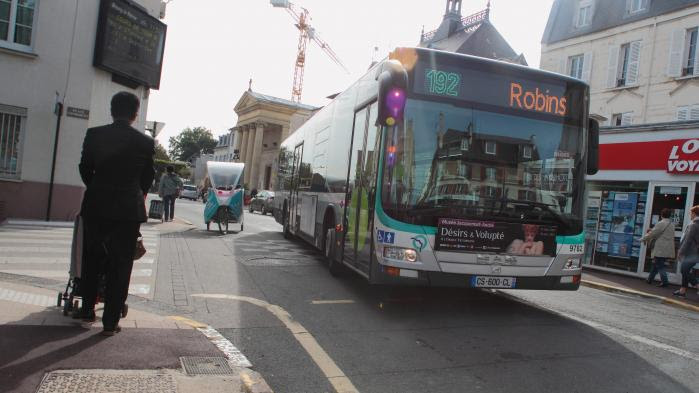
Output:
[232, 91, 318, 191]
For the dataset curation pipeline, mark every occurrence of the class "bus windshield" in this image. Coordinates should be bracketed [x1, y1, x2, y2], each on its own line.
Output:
[381, 98, 585, 235]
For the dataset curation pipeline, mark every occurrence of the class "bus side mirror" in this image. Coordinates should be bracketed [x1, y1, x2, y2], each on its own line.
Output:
[587, 118, 599, 175]
[376, 60, 408, 127]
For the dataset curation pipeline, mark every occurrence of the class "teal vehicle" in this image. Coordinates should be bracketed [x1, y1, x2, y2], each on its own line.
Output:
[204, 161, 245, 234]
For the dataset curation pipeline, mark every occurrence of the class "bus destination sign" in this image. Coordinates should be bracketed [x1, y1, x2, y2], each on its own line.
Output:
[413, 62, 580, 121]
[435, 218, 557, 256]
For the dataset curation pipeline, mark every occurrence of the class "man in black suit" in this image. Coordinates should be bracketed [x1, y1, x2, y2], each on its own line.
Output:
[79, 91, 155, 336]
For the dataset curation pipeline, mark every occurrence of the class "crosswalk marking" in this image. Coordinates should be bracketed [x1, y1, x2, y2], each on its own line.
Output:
[0, 224, 159, 297]
[0, 287, 56, 307]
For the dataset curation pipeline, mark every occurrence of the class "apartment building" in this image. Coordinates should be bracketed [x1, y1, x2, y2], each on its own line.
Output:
[541, 0, 699, 283]
[540, 0, 699, 125]
[0, 0, 166, 221]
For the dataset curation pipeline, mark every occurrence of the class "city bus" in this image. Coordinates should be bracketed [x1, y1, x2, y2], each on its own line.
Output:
[273, 47, 598, 290]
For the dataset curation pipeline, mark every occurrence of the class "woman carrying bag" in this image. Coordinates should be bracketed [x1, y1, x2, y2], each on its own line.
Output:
[641, 208, 675, 287]
[674, 205, 699, 298]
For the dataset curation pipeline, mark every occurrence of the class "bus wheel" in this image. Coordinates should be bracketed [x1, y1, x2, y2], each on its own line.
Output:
[326, 228, 344, 277]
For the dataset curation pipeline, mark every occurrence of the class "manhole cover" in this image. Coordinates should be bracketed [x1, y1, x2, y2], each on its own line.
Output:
[180, 356, 234, 376]
[36, 370, 176, 393]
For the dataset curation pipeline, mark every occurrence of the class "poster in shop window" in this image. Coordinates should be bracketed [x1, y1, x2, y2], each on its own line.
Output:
[608, 193, 638, 258]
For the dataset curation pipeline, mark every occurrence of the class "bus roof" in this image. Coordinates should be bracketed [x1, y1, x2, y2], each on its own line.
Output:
[390, 47, 589, 89]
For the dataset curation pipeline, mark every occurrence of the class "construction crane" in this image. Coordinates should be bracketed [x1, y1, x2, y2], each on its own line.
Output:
[271, 0, 349, 102]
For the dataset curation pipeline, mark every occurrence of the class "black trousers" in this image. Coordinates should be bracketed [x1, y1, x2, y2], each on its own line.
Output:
[82, 217, 140, 329]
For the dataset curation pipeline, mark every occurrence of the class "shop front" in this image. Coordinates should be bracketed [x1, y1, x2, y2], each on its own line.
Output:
[584, 122, 699, 284]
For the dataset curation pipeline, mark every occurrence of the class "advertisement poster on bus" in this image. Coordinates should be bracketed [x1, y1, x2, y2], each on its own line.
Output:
[608, 193, 638, 258]
[435, 218, 557, 256]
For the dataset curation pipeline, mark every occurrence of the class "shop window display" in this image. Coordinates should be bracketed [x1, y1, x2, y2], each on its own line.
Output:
[585, 182, 648, 272]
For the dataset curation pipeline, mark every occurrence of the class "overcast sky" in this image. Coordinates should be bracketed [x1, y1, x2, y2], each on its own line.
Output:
[148, 0, 555, 149]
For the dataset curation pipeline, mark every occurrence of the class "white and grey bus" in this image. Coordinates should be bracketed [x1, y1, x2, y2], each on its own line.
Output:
[273, 47, 598, 290]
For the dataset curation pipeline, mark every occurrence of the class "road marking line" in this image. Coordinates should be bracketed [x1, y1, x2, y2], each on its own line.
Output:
[198, 326, 253, 368]
[499, 291, 699, 362]
[168, 316, 253, 368]
[562, 311, 699, 362]
[311, 300, 355, 305]
[193, 293, 359, 393]
[169, 316, 207, 328]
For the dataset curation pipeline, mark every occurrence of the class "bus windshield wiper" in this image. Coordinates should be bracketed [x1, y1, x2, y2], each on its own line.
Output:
[506, 199, 572, 229]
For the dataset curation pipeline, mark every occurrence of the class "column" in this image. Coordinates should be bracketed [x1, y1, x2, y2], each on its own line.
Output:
[244, 125, 256, 187]
[280, 124, 290, 145]
[233, 127, 243, 161]
[249, 122, 265, 190]
[238, 126, 248, 164]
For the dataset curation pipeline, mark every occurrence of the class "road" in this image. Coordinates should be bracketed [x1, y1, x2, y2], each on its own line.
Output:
[152, 197, 699, 393]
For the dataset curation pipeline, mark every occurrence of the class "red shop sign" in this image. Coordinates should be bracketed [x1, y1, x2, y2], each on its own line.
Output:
[600, 138, 699, 174]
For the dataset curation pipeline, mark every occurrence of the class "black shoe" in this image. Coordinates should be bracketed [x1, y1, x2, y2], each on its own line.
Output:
[100, 325, 122, 336]
[656, 283, 669, 288]
[79, 309, 96, 323]
[673, 290, 686, 298]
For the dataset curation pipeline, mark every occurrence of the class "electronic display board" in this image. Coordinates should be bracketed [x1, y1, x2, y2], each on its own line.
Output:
[412, 61, 585, 124]
[93, 0, 167, 89]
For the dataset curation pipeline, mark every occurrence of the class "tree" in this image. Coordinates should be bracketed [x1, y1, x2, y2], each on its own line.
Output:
[168, 127, 217, 162]
[154, 141, 170, 161]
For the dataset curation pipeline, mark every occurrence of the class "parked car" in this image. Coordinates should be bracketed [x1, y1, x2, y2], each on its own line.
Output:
[248, 190, 275, 215]
[180, 185, 199, 200]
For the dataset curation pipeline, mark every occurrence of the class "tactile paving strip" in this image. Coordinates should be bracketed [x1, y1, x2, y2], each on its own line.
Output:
[36, 371, 177, 393]
[180, 356, 234, 376]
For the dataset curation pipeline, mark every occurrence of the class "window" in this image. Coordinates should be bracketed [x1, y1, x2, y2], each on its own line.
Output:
[677, 105, 699, 121]
[460, 137, 470, 151]
[485, 167, 497, 181]
[628, 0, 648, 14]
[668, 28, 699, 78]
[458, 162, 469, 177]
[485, 140, 496, 155]
[0, 105, 26, 179]
[522, 145, 532, 159]
[611, 112, 633, 126]
[569, 54, 584, 79]
[576, 2, 592, 28]
[684, 28, 698, 76]
[0, 0, 37, 50]
[608, 41, 641, 87]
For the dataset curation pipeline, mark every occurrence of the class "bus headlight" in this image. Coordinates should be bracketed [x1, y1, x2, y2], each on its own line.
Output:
[563, 257, 581, 270]
[383, 247, 418, 263]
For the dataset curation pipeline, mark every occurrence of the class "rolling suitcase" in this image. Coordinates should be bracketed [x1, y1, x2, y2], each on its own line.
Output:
[148, 199, 164, 220]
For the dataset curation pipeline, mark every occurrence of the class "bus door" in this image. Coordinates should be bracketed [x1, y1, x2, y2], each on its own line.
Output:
[343, 102, 379, 273]
[290, 143, 304, 232]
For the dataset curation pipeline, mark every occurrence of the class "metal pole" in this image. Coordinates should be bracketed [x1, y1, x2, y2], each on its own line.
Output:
[46, 102, 63, 221]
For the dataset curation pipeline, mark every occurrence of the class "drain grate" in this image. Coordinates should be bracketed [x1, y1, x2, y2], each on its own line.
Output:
[36, 371, 176, 393]
[180, 356, 234, 376]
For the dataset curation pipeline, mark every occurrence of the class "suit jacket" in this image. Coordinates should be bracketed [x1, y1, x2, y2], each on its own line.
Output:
[79, 120, 155, 222]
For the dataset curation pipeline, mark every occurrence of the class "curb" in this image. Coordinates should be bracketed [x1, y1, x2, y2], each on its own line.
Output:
[169, 316, 273, 393]
[2, 219, 74, 228]
[581, 280, 699, 313]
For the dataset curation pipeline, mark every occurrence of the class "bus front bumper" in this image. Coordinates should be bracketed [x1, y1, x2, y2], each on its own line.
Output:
[372, 265, 581, 291]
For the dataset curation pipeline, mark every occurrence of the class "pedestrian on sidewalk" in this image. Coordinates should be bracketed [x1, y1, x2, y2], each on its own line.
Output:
[641, 208, 675, 287]
[674, 205, 699, 298]
[79, 91, 155, 336]
[158, 165, 182, 222]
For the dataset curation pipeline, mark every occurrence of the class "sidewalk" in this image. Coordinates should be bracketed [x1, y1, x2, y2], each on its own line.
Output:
[0, 218, 270, 393]
[581, 268, 699, 312]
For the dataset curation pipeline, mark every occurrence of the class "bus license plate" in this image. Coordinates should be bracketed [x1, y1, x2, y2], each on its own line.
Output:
[471, 276, 516, 289]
